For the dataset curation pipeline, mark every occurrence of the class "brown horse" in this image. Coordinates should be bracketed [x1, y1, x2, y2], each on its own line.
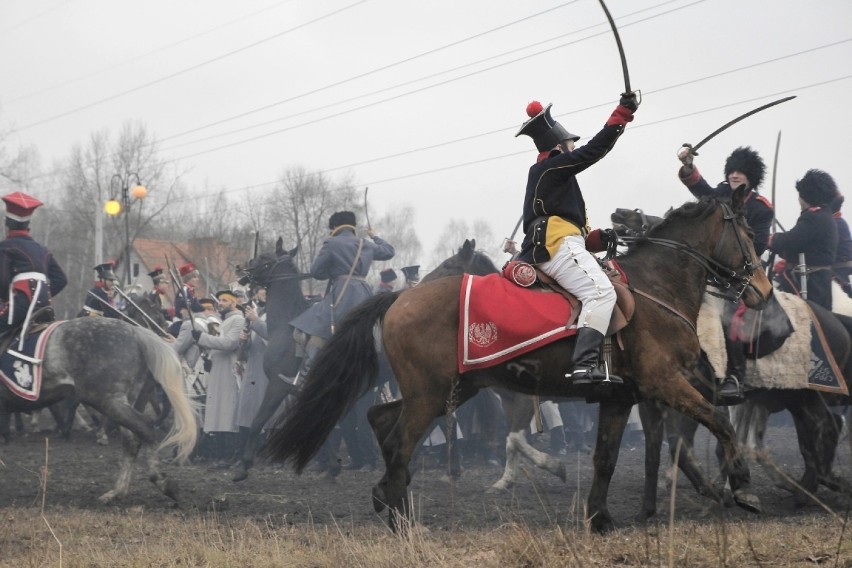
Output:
[612, 206, 852, 517]
[265, 188, 774, 533]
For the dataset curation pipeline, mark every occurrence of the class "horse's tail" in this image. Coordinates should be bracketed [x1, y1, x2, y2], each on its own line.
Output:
[263, 291, 400, 472]
[133, 327, 199, 463]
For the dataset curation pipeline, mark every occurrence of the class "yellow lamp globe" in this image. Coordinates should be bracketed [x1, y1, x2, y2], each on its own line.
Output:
[104, 199, 122, 216]
[131, 185, 148, 200]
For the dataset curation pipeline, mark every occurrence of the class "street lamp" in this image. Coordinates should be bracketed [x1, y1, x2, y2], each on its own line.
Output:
[105, 173, 147, 284]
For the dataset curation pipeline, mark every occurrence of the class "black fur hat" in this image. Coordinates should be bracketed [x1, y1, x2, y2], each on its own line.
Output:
[724, 146, 766, 189]
[328, 210, 356, 230]
[830, 192, 845, 214]
[796, 169, 838, 207]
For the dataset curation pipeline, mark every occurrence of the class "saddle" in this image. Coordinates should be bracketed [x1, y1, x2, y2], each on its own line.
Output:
[504, 260, 635, 336]
[0, 307, 55, 356]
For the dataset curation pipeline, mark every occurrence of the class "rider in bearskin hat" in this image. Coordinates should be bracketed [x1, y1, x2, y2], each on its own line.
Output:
[769, 169, 839, 311]
[677, 146, 774, 403]
[828, 191, 852, 298]
[515, 92, 639, 386]
[0, 191, 67, 339]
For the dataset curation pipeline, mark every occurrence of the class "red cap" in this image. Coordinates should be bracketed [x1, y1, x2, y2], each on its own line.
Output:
[179, 262, 197, 277]
[2, 191, 43, 222]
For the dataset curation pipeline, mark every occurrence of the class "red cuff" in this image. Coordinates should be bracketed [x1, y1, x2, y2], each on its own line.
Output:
[679, 166, 702, 187]
[585, 229, 604, 252]
[773, 259, 786, 273]
[606, 105, 635, 127]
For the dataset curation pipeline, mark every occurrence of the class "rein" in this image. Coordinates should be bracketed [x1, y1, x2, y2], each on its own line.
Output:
[619, 203, 755, 301]
[239, 256, 312, 286]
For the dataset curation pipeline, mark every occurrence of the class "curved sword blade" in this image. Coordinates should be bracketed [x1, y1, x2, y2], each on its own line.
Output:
[597, 0, 631, 93]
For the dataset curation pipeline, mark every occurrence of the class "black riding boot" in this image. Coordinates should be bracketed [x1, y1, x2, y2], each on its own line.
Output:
[721, 338, 746, 404]
[567, 328, 623, 385]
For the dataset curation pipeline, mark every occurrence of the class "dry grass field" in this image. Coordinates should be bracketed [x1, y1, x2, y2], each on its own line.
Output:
[1, 415, 850, 567]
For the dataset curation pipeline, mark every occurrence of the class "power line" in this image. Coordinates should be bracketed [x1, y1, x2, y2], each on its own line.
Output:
[153, 74, 852, 220]
[4, 0, 298, 105]
[0, 0, 70, 35]
[14, 0, 370, 131]
[156, 0, 586, 144]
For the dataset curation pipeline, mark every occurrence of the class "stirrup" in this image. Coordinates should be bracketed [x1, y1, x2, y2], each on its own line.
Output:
[566, 362, 623, 386]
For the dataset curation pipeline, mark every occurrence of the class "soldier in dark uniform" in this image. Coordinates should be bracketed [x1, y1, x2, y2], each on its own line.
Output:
[515, 93, 638, 385]
[0, 191, 67, 338]
[174, 262, 203, 319]
[677, 146, 774, 402]
[829, 192, 852, 298]
[769, 169, 839, 311]
[148, 266, 172, 319]
[80, 262, 123, 319]
[376, 268, 397, 294]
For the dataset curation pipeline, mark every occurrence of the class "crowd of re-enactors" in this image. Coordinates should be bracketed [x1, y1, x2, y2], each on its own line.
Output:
[4, 91, 851, 475]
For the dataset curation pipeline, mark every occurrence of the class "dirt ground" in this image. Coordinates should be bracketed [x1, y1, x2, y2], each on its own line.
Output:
[1, 410, 850, 533]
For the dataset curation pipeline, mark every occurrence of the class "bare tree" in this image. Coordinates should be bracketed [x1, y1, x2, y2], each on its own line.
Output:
[429, 217, 501, 270]
[263, 167, 362, 294]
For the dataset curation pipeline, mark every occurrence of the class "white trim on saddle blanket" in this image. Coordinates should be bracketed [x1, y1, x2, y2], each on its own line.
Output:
[458, 274, 575, 372]
[0, 321, 64, 401]
[698, 291, 847, 394]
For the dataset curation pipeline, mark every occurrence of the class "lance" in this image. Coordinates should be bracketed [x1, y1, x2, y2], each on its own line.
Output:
[165, 256, 197, 331]
[681, 96, 796, 157]
[86, 290, 141, 327]
[113, 285, 171, 337]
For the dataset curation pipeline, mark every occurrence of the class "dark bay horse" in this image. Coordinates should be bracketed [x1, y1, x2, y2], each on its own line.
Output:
[265, 188, 774, 533]
[0, 318, 197, 503]
[611, 207, 852, 517]
[230, 238, 309, 482]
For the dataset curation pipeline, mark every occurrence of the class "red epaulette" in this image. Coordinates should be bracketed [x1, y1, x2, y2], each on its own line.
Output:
[754, 194, 773, 209]
[807, 206, 821, 212]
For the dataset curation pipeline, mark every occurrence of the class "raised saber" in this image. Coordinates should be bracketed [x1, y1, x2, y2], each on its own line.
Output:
[770, 130, 786, 234]
[597, 0, 633, 95]
[682, 96, 796, 156]
[363, 186, 372, 232]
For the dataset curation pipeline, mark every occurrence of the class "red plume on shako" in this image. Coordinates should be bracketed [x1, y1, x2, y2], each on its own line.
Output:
[526, 100, 543, 117]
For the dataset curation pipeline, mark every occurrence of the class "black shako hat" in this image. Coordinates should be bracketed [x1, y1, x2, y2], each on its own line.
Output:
[515, 101, 580, 152]
[95, 262, 118, 282]
[401, 265, 420, 283]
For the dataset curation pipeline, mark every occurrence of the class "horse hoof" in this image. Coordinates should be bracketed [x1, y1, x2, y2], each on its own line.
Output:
[589, 513, 616, 534]
[733, 490, 761, 513]
[372, 485, 387, 513]
[486, 483, 509, 494]
[163, 478, 180, 501]
[98, 491, 116, 504]
[232, 468, 248, 482]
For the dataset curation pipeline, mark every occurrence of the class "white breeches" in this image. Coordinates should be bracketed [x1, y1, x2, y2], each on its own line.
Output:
[538, 234, 616, 335]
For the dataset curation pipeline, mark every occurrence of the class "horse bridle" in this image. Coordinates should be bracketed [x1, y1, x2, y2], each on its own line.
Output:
[237, 255, 312, 287]
[619, 202, 756, 301]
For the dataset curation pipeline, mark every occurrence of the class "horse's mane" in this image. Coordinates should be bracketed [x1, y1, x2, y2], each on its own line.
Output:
[646, 197, 720, 238]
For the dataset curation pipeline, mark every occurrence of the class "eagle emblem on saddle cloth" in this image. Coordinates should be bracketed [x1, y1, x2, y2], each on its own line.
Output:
[468, 321, 498, 347]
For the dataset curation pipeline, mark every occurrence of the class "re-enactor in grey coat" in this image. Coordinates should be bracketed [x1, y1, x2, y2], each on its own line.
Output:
[291, 210, 395, 342]
[193, 292, 245, 458]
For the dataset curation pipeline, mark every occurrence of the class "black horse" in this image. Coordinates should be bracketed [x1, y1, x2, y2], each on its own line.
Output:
[230, 238, 310, 482]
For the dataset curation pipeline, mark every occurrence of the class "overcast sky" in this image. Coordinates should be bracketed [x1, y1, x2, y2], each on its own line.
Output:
[1, 0, 850, 265]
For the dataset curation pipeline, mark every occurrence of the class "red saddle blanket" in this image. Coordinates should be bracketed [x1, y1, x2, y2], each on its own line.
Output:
[458, 273, 576, 373]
